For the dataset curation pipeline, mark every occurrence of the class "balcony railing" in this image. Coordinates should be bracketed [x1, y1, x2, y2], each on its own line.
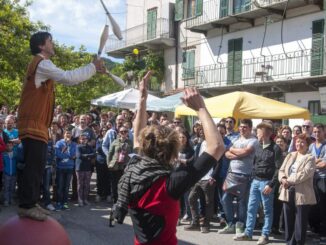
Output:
[106, 18, 174, 52]
[185, 0, 308, 29]
[184, 49, 324, 88]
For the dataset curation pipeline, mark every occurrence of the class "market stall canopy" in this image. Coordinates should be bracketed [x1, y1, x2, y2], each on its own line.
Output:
[147, 92, 184, 112]
[175, 91, 310, 120]
[91, 88, 160, 110]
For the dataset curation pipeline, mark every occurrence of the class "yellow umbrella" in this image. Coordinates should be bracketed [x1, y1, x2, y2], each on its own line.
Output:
[175, 91, 310, 120]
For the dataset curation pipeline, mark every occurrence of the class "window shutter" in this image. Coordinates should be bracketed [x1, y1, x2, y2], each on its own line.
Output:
[196, 0, 203, 16]
[175, 0, 184, 21]
[233, 38, 243, 84]
[227, 38, 243, 84]
[227, 39, 235, 84]
[220, 0, 229, 18]
[147, 9, 157, 40]
[311, 19, 325, 76]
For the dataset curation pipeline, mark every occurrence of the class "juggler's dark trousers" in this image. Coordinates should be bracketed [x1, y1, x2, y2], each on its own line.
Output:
[18, 138, 47, 209]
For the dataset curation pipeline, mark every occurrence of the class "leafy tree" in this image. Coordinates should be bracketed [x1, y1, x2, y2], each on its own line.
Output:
[0, 0, 122, 113]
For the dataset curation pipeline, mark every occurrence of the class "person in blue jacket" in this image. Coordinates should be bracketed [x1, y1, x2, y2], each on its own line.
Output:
[2, 141, 17, 206]
[55, 129, 77, 211]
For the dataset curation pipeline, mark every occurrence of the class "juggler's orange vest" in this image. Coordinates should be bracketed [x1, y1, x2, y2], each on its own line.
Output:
[18, 55, 55, 144]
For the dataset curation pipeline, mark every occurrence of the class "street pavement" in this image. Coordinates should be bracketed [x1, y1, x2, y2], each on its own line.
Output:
[0, 175, 320, 245]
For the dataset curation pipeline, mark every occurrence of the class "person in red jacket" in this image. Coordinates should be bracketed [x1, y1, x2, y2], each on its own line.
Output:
[114, 72, 225, 245]
[0, 137, 6, 186]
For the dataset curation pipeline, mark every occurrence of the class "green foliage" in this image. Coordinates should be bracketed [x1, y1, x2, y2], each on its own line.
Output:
[120, 51, 165, 91]
[0, 0, 121, 112]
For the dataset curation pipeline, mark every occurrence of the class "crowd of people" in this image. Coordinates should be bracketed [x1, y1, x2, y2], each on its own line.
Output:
[0, 100, 325, 244]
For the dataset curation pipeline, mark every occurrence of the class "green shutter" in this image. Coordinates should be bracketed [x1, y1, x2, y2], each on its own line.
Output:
[233, 0, 251, 14]
[196, 0, 203, 16]
[227, 40, 235, 84]
[227, 38, 243, 84]
[182, 50, 195, 79]
[311, 19, 325, 76]
[233, 38, 243, 83]
[175, 0, 184, 21]
[147, 9, 157, 40]
[220, 0, 229, 18]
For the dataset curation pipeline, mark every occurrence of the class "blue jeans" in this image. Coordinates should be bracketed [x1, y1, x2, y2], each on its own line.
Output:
[222, 182, 250, 225]
[3, 174, 16, 203]
[42, 166, 52, 205]
[245, 179, 274, 237]
[56, 168, 73, 204]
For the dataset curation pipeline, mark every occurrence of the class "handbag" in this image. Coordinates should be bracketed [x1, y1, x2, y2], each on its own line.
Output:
[223, 172, 250, 198]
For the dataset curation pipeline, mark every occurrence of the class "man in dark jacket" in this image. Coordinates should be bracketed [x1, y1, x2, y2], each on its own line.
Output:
[235, 122, 282, 245]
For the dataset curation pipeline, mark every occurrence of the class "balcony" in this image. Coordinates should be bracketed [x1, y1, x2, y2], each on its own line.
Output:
[183, 49, 326, 91]
[106, 18, 175, 58]
[186, 0, 323, 35]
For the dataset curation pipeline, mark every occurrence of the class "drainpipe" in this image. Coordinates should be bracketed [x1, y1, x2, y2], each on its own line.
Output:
[175, 20, 180, 89]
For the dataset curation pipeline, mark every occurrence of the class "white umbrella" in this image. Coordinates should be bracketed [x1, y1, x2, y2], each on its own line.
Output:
[91, 88, 160, 110]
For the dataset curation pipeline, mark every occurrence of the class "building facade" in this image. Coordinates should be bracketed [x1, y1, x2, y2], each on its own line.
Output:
[107, 0, 326, 120]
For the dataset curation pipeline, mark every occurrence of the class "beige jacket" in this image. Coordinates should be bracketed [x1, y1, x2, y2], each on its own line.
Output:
[278, 152, 316, 205]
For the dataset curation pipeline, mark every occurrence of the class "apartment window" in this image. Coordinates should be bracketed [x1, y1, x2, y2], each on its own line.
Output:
[227, 38, 243, 84]
[308, 100, 321, 115]
[182, 50, 195, 79]
[147, 8, 157, 40]
[220, 0, 229, 18]
[233, 0, 251, 14]
[311, 19, 325, 76]
[175, 0, 203, 21]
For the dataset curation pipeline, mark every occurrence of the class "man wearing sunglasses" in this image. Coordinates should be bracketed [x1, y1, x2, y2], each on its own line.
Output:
[225, 117, 239, 144]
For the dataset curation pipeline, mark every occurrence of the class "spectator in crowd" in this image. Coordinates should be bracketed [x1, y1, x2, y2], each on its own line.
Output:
[302, 120, 315, 141]
[0, 105, 9, 120]
[272, 135, 289, 234]
[0, 137, 7, 202]
[159, 113, 168, 125]
[102, 114, 125, 157]
[3, 141, 17, 207]
[76, 134, 96, 207]
[220, 119, 259, 235]
[72, 114, 96, 147]
[100, 112, 109, 128]
[176, 129, 195, 224]
[42, 138, 55, 211]
[288, 125, 303, 153]
[185, 125, 217, 233]
[148, 112, 160, 125]
[279, 125, 292, 146]
[114, 74, 225, 244]
[211, 123, 231, 227]
[107, 111, 115, 125]
[308, 124, 326, 243]
[225, 116, 239, 143]
[4, 117, 20, 147]
[107, 126, 133, 203]
[0, 118, 9, 192]
[57, 113, 71, 135]
[279, 134, 316, 245]
[190, 120, 201, 147]
[71, 115, 80, 128]
[54, 105, 63, 120]
[55, 129, 77, 211]
[235, 122, 282, 244]
[95, 127, 111, 203]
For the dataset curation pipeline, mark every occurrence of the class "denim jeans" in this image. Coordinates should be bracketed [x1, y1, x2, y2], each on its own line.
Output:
[222, 182, 250, 225]
[42, 166, 52, 205]
[3, 174, 16, 203]
[245, 179, 274, 237]
[56, 168, 73, 204]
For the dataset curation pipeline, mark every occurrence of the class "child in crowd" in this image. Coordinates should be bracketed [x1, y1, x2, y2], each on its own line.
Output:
[55, 129, 77, 211]
[2, 141, 17, 206]
[76, 133, 96, 207]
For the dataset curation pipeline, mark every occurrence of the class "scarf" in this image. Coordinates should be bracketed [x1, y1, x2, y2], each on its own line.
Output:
[114, 155, 172, 223]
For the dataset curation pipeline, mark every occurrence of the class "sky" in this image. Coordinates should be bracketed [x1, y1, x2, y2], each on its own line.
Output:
[22, 0, 126, 60]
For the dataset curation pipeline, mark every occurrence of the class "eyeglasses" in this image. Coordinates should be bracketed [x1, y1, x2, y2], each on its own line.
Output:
[225, 120, 233, 123]
[302, 125, 310, 128]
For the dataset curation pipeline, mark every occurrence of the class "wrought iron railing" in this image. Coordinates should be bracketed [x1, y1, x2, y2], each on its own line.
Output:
[185, 0, 287, 28]
[106, 18, 174, 52]
[184, 49, 322, 88]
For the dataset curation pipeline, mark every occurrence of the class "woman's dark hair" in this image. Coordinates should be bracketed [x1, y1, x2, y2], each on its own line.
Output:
[30, 31, 52, 55]
[179, 129, 192, 150]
